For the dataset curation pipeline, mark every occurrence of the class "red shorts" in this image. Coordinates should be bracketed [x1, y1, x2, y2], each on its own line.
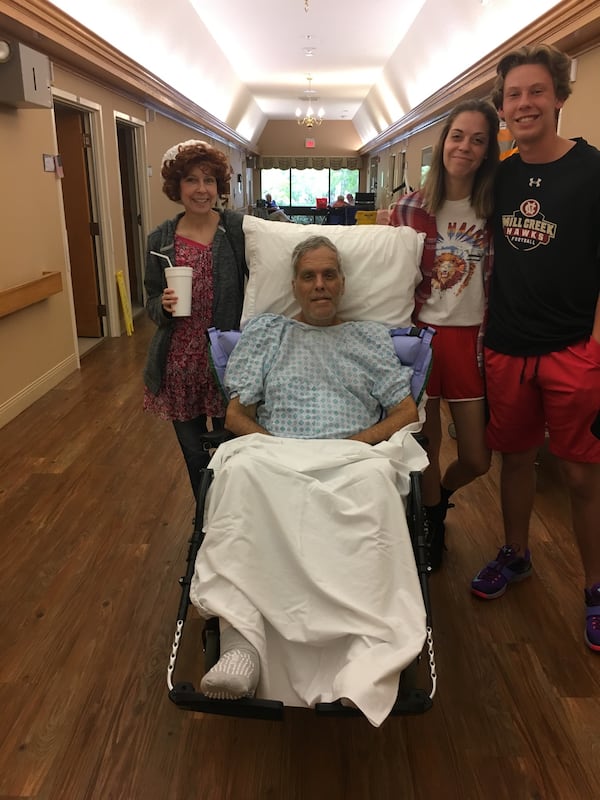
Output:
[423, 325, 484, 402]
[484, 337, 600, 462]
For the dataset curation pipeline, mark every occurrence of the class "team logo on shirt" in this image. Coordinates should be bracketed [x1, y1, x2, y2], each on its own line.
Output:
[502, 199, 557, 251]
[432, 252, 471, 293]
[433, 223, 484, 295]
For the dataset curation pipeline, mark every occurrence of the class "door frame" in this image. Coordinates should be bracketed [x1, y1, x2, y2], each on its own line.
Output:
[114, 111, 151, 310]
[53, 102, 103, 338]
[52, 88, 121, 339]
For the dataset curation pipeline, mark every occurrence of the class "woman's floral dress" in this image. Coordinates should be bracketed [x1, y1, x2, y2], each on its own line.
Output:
[144, 234, 225, 421]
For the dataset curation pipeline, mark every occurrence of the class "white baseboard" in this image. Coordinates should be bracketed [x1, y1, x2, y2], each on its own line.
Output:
[0, 355, 79, 429]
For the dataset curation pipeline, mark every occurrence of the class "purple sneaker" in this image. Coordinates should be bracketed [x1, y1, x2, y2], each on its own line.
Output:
[584, 583, 600, 652]
[471, 545, 532, 600]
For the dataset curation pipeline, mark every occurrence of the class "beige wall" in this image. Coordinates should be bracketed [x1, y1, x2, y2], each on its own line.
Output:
[257, 120, 361, 156]
[0, 100, 77, 423]
[559, 47, 600, 147]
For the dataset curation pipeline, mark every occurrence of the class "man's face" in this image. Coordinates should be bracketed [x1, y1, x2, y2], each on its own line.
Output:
[292, 246, 345, 326]
[500, 63, 563, 146]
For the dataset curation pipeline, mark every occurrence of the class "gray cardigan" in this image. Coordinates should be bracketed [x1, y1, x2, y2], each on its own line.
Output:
[143, 210, 247, 395]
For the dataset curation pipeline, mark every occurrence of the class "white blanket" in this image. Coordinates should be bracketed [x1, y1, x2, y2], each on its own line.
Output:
[190, 426, 428, 727]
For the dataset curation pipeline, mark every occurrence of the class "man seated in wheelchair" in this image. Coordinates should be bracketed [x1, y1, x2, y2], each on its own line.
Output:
[190, 234, 428, 727]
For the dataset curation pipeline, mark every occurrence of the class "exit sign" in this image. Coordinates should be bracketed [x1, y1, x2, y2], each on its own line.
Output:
[305, 138, 316, 149]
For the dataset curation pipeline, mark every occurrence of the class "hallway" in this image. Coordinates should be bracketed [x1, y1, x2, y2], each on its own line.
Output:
[0, 316, 598, 799]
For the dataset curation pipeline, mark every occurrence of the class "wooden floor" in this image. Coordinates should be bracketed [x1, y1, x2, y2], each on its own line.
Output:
[1, 315, 599, 800]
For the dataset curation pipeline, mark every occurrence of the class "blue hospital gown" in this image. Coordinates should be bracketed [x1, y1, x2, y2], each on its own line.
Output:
[224, 314, 412, 439]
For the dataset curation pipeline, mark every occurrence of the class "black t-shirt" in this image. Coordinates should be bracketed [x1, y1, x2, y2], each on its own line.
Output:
[485, 138, 600, 356]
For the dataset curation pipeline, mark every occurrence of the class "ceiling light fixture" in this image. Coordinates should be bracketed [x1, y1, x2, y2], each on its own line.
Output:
[304, 0, 310, 11]
[295, 74, 324, 127]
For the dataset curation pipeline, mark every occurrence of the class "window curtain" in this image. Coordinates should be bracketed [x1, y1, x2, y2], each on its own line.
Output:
[258, 156, 362, 170]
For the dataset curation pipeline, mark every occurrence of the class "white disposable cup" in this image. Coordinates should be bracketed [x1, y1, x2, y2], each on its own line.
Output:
[164, 266, 193, 317]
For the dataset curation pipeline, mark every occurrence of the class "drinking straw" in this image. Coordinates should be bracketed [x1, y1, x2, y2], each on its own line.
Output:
[150, 251, 174, 267]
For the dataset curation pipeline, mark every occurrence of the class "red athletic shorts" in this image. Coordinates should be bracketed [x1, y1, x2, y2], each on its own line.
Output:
[423, 325, 484, 402]
[484, 337, 600, 462]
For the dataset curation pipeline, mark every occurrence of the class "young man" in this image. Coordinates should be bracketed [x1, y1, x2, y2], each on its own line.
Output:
[470, 45, 600, 652]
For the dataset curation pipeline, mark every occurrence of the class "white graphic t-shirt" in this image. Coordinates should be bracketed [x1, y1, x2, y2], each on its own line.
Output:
[419, 198, 486, 326]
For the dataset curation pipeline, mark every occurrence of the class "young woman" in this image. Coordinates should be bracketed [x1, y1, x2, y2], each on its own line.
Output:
[390, 99, 500, 569]
[143, 140, 247, 498]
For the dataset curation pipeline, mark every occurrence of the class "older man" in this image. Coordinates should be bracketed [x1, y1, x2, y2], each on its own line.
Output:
[190, 235, 427, 727]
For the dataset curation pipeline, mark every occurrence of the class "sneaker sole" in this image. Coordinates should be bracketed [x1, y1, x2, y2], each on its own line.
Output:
[471, 584, 508, 600]
[471, 568, 532, 601]
[585, 633, 600, 652]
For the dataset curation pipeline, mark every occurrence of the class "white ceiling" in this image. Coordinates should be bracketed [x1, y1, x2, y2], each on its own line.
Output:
[49, 0, 561, 147]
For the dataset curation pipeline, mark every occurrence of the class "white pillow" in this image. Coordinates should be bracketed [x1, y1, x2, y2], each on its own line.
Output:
[241, 215, 424, 328]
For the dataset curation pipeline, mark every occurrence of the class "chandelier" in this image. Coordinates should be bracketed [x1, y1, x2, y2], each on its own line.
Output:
[295, 74, 325, 128]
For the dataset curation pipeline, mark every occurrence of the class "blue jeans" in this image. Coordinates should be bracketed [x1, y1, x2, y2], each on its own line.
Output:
[172, 415, 224, 498]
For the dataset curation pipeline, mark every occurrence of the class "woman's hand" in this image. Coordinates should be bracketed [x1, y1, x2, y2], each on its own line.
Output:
[162, 287, 178, 314]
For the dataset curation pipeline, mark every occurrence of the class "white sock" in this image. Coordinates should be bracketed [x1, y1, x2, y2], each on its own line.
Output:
[200, 626, 260, 700]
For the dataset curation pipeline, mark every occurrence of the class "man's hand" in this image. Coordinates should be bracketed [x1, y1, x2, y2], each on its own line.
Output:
[225, 396, 271, 437]
[347, 395, 419, 445]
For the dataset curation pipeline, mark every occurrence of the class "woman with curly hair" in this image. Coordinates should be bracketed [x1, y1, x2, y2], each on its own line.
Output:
[143, 140, 247, 497]
[390, 99, 500, 570]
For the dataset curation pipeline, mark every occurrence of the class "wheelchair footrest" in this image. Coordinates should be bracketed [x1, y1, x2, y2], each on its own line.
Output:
[169, 683, 284, 720]
[315, 689, 432, 718]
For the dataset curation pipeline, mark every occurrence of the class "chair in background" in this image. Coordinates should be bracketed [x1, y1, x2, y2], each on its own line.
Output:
[323, 205, 356, 225]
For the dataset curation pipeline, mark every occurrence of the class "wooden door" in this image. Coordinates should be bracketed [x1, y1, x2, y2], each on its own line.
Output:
[55, 104, 102, 337]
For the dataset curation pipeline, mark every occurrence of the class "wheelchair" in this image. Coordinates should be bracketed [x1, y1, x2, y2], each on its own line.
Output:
[167, 328, 438, 722]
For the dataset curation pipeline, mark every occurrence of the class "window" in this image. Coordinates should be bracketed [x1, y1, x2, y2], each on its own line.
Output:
[259, 169, 290, 206]
[261, 168, 359, 207]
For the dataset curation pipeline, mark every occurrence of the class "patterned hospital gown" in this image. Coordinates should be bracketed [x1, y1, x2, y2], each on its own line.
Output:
[225, 314, 412, 439]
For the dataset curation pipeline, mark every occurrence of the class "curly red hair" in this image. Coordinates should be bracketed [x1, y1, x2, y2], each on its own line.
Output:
[161, 141, 232, 201]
